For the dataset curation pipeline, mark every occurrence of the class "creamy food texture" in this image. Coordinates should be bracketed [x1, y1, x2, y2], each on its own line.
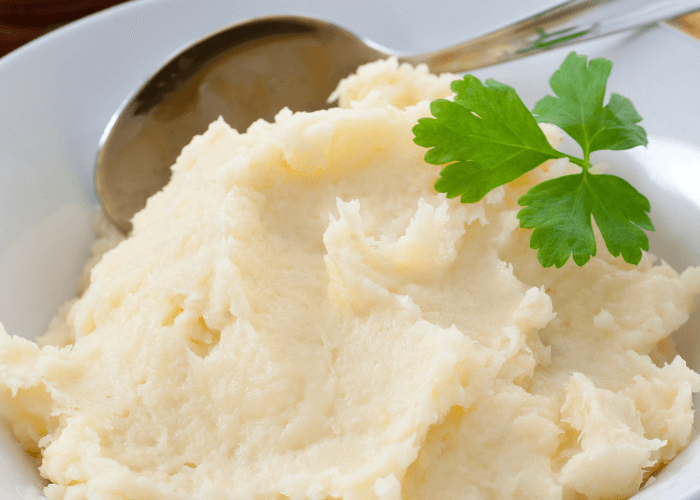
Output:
[1, 58, 700, 500]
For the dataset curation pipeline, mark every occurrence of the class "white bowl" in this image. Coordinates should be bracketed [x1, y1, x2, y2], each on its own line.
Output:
[0, 0, 699, 498]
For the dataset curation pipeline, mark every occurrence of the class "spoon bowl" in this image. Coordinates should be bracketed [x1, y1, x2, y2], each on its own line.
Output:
[96, 16, 384, 233]
[96, 0, 700, 233]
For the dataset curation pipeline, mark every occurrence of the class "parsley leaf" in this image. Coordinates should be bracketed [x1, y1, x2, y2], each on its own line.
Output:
[532, 52, 648, 161]
[413, 51, 654, 268]
[413, 76, 566, 203]
[518, 173, 654, 268]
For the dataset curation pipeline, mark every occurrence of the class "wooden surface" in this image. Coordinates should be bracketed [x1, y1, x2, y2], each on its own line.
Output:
[0, 1, 699, 58]
[0, 0, 133, 57]
[668, 10, 700, 38]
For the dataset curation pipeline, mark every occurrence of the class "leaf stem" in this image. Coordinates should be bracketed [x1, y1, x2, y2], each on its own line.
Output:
[583, 148, 591, 170]
[564, 154, 587, 168]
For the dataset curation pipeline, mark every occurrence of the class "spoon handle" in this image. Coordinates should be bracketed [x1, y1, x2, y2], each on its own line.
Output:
[403, 0, 700, 73]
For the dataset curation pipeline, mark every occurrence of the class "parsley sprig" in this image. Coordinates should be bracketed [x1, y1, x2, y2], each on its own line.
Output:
[413, 52, 653, 268]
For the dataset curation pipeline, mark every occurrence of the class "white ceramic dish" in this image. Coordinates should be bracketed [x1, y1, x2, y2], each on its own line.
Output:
[0, 0, 699, 498]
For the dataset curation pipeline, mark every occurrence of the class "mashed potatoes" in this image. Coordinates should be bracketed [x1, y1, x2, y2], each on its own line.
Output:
[1, 58, 699, 500]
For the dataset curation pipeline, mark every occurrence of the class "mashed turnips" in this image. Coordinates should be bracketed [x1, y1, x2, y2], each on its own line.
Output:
[1, 58, 699, 500]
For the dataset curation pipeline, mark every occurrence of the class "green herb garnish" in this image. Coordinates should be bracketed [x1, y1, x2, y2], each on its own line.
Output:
[413, 51, 653, 268]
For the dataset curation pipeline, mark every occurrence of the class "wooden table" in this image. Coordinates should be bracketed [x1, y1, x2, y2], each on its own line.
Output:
[1, 1, 699, 58]
[668, 10, 700, 38]
[0, 0, 130, 57]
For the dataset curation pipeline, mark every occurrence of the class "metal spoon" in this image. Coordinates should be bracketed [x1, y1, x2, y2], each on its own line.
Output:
[96, 0, 700, 233]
